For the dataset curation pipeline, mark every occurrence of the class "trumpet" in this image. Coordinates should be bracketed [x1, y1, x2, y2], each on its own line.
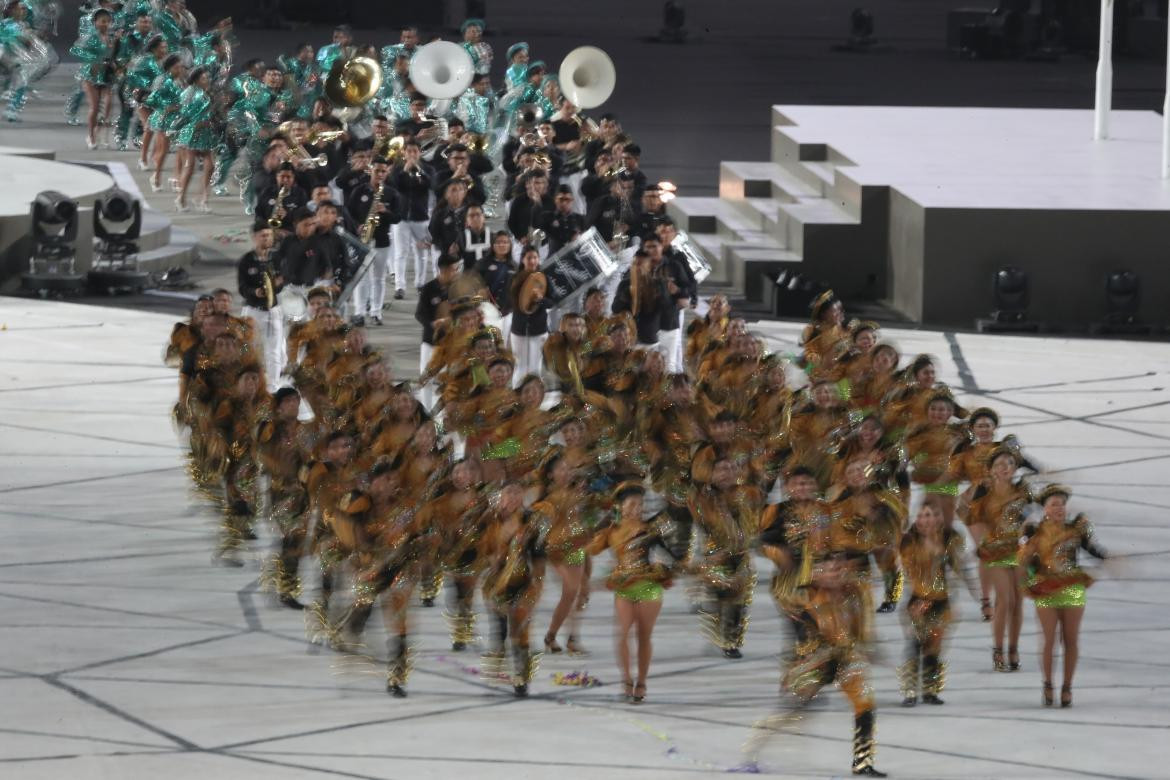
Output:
[278, 122, 344, 168]
[268, 184, 289, 229]
[464, 133, 489, 155]
[373, 133, 406, 164]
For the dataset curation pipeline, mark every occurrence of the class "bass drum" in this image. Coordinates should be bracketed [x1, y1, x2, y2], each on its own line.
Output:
[277, 286, 309, 321]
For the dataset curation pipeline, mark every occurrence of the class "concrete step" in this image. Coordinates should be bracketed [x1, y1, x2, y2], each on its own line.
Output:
[778, 197, 859, 255]
[719, 160, 819, 202]
[134, 225, 200, 271]
[721, 197, 788, 244]
[135, 210, 173, 253]
[690, 232, 733, 288]
[666, 196, 723, 234]
[667, 196, 770, 241]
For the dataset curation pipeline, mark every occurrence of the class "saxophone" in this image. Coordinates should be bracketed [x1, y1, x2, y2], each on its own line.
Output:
[268, 185, 289, 229]
[359, 179, 384, 244]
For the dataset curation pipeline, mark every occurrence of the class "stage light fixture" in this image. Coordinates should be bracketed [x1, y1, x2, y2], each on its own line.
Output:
[1091, 269, 1150, 336]
[32, 190, 79, 247]
[834, 8, 878, 53]
[992, 265, 1028, 321]
[976, 265, 1039, 332]
[90, 189, 148, 295]
[22, 190, 86, 297]
[850, 8, 875, 42]
[772, 269, 827, 318]
[660, 1, 687, 43]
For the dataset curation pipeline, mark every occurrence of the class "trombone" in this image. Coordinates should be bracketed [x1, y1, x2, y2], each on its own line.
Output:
[278, 121, 345, 168]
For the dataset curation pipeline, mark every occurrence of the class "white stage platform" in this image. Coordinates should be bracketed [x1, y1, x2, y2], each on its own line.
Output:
[774, 106, 1170, 211]
[1, 297, 1169, 779]
[670, 105, 1170, 327]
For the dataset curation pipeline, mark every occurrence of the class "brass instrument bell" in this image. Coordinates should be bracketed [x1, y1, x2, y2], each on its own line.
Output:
[324, 56, 383, 109]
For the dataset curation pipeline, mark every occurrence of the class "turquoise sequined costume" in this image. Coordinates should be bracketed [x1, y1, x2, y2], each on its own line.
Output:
[145, 73, 183, 132]
[278, 54, 321, 118]
[150, 8, 187, 55]
[69, 30, 116, 86]
[124, 52, 163, 96]
[63, 3, 100, 121]
[455, 88, 494, 134]
[379, 42, 414, 74]
[1, 18, 30, 120]
[112, 30, 152, 146]
[315, 42, 345, 75]
[175, 84, 217, 151]
[504, 62, 527, 91]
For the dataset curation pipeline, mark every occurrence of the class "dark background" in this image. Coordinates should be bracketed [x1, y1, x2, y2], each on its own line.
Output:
[57, 0, 1170, 196]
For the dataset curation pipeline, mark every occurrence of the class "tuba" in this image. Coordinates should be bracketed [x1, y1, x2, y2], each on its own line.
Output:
[324, 55, 383, 123]
[558, 46, 616, 109]
[515, 102, 544, 130]
[409, 41, 474, 99]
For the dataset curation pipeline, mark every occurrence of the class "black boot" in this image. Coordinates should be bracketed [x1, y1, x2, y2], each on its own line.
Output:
[922, 654, 945, 704]
[877, 569, 902, 613]
[721, 604, 745, 658]
[852, 710, 886, 777]
[386, 635, 410, 698]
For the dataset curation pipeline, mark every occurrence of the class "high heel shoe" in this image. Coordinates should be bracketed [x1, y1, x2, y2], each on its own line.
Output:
[543, 633, 562, 654]
[173, 197, 188, 213]
[137, 159, 151, 172]
[980, 598, 992, 622]
[632, 680, 646, 704]
[1042, 681, 1054, 707]
[1060, 684, 1072, 708]
[1008, 647, 1020, 672]
[622, 679, 634, 702]
[566, 636, 587, 656]
[85, 135, 97, 150]
[149, 175, 162, 193]
[992, 647, 1006, 672]
[195, 198, 211, 214]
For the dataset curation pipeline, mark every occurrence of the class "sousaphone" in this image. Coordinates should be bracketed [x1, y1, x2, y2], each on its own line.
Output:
[558, 46, 616, 109]
[325, 56, 383, 123]
[410, 41, 474, 99]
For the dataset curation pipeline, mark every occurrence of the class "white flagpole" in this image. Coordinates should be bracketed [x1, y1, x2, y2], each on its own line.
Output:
[1162, 10, 1170, 177]
[1093, 0, 1114, 140]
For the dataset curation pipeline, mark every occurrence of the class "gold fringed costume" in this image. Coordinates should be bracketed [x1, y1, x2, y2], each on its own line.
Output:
[897, 524, 975, 702]
[689, 482, 763, 655]
[258, 412, 316, 599]
[480, 502, 547, 694]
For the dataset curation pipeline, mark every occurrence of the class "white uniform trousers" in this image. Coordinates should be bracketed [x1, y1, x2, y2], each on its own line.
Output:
[392, 220, 434, 290]
[509, 332, 547, 386]
[354, 245, 392, 318]
[418, 341, 436, 412]
[241, 304, 286, 391]
[658, 326, 683, 374]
